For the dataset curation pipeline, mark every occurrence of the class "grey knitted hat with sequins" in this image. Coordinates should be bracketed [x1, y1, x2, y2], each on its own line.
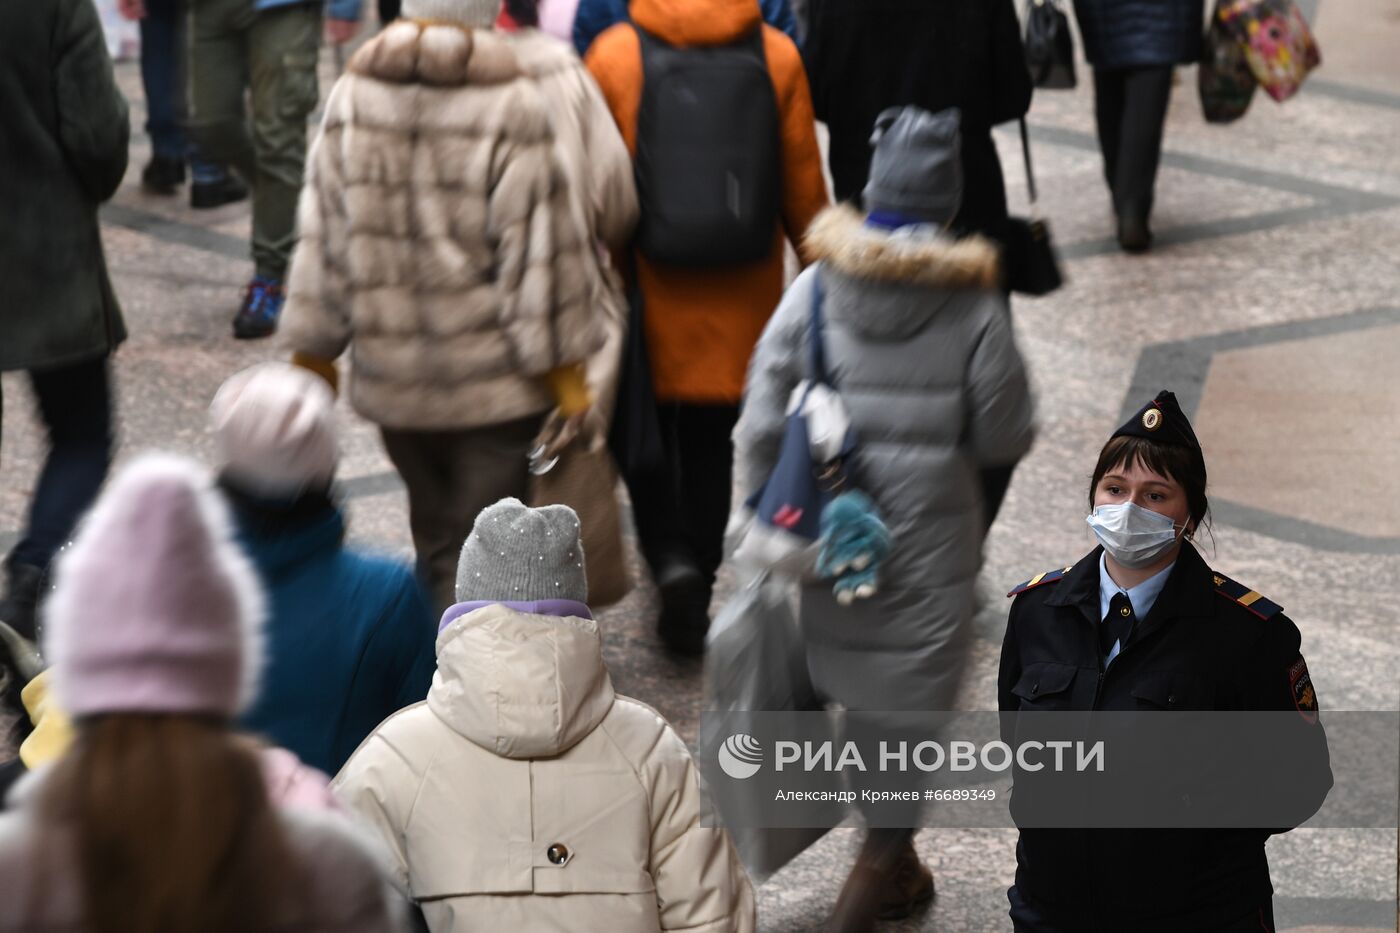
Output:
[455, 498, 588, 604]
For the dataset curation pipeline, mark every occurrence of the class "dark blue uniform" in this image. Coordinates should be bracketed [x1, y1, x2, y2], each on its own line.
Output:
[998, 543, 1331, 933]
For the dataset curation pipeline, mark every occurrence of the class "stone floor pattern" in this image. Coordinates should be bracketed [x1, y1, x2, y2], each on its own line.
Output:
[2, 0, 1397, 930]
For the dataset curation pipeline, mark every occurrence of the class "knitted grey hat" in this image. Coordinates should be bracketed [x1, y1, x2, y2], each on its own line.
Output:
[400, 0, 500, 27]
[862, 106, 964, 224]
[455, 498, 588, 604]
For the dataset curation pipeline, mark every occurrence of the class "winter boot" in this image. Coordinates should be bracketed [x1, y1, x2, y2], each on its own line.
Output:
[191, 174, 249, 210]
[141, 156, 186, 195]
[232, 276, 286, 340]
[877, 837, 935, 920]
[654, 556, 710, 657]
[0, 559, 44, 643]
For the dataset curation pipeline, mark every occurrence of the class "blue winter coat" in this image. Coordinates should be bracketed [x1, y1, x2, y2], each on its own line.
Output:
[572, 0, 798, 56]
[236, 503, 436, 776]
[1072, 0, 1204, 69]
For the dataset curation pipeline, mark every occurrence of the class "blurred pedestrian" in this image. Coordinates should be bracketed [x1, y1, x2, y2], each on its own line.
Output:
[116, 0, 248, 207]
[211, 363, 437, 776]
[802, 0, 1031, 243]
[0, 453, 400, 932]
[335, 498, 756, 932]
[1072, 0, 1204, 252]
[732, 107, 1034, 933]
[0, 0, 129, 645]
[572, 0, 797, 56]
[188, 0, 363, 339]
[502, 4, 638, 423]
[280, 6, 602, 612]
[999, 391, 1331, 930]
[586, 0, 828, 654]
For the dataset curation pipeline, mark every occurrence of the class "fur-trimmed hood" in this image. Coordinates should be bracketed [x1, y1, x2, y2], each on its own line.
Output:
[348, 19, 524, 86]
[803, 204, 1000, 291]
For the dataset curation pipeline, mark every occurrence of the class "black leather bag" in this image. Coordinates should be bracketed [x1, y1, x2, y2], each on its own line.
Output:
[1023, 0, 1077, 90]
[1001, 119, 1064, 297]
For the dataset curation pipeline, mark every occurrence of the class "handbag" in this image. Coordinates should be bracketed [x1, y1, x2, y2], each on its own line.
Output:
[528, 436, 632, 608]
[1199, 0, 1258, 123]
[1023, 0, 1076, 90]
[1000, 119, 1064, 296]
[1218, 0, 1320, 103]
[730, 273, 856, 578]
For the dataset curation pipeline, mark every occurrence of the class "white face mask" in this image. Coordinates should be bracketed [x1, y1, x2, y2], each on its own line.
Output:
[1086, 502, 1185, 569]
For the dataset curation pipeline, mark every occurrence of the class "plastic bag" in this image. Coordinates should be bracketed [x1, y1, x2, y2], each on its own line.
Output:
[1200, 1, 1258, 123]
[1218, 0, 1321, 103]
[700, 572, 836, 880]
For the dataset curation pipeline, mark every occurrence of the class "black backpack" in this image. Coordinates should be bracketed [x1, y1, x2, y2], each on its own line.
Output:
[633, 26, 782, 266]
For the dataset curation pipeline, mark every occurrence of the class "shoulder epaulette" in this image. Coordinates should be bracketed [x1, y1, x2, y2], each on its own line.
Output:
[1212, 572, 1284, 620]
[1007, 566, 1074, 598]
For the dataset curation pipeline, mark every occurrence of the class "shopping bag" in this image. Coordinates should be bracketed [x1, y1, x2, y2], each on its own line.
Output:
[700, 572, 836, 880]
[1218, 0, 1321, 103]
[1023, 0, 1077, 90]
[528, 436, 631, 608]
[1199, 0, 1259, 123]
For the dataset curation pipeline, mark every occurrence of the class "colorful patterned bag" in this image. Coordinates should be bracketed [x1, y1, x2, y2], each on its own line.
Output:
[1218, 0, 1321, 103]
[1199, 0, 1257, 123]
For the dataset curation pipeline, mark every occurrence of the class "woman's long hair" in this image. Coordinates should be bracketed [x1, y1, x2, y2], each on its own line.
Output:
[37, 714, 301, 933]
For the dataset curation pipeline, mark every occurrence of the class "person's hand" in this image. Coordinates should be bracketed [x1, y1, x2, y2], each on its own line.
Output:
[325, 17, 359, 46]
[117, 0, 146, 20]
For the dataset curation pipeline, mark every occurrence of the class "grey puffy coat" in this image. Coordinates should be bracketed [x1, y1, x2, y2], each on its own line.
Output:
[1073, 0, 1205, 69]
[733, 206, 1035, 712]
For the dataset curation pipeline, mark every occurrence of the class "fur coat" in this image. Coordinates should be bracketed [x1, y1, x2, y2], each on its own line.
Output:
[281, 21, 602, 431]
[733, 205, 1035, 714]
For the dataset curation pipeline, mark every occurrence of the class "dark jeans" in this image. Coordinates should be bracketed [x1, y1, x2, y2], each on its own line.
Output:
[3, 357, 114, 573]
[627, 403, 739, 587]
[1091, 65, 1174, 223]
[140, 0, 224, 182]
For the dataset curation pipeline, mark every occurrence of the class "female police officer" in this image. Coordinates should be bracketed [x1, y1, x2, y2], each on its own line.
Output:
[998, 390, 1331, 932]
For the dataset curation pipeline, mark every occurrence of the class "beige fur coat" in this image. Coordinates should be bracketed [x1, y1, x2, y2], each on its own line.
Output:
[281, 22, 601, 431]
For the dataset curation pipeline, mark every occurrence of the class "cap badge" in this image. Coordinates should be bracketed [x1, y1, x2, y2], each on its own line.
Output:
[1142, 408, 1162, 431]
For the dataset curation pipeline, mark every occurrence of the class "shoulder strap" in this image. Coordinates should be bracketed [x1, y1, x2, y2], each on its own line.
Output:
[807, 268, 830, 385]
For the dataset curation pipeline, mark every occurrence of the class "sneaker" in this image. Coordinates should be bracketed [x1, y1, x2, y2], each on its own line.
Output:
[141, 156, 186, 195]
[232, 276, 285, 340]
[190, 174, 249, 210]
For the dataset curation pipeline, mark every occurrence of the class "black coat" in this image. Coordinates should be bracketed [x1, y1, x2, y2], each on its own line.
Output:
[998, 544, 1332, 932]
[0, 0, 129, 372]
[802, 0, 1032, 237]
[1073, 0, 1205, 70]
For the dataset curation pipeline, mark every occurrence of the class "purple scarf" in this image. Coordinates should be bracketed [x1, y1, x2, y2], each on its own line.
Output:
[439, 599, 593, 634]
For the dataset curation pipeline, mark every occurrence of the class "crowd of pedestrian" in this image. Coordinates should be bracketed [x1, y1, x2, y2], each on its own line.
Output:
[0, 0, 1334, 930]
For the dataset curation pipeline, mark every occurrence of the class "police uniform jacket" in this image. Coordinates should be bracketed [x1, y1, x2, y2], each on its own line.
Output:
[997, 542, 1331, 931]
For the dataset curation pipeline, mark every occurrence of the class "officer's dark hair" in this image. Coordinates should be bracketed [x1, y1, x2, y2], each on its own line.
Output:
[1089, 435, 1211, 537]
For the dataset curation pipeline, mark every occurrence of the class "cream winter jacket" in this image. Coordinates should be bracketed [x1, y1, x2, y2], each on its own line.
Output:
[281, 22, 601, 431]
[333, 604, 756, 933]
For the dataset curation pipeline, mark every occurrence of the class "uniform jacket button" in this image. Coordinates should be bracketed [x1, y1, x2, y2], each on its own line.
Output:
[546, 843, 570, 865]
[1167, 695, 1177, 706]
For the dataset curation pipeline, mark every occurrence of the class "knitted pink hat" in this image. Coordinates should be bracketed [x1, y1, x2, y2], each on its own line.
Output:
[43, 453, 266, 718]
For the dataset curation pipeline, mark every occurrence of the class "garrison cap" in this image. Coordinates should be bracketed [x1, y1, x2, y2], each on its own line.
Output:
[1112, 389, 1201, 452]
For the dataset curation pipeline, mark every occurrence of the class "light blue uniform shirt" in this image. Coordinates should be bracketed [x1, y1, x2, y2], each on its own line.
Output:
[1098, 554, 1174, 666]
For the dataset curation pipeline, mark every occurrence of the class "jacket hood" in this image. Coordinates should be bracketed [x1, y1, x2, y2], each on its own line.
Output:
[805, 204, 1000, 291]
[428, 604, 615, 758]
[630, 0, 762, 46]
[348, 20, 525, 86]
[804, 205, 1002, 341]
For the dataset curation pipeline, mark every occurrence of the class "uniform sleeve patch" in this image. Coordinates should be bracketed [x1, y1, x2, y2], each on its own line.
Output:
[1007, 566, 1074, 598]
[1288, 656, 1319, 724]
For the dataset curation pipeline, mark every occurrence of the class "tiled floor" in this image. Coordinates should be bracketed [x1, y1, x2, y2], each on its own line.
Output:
[2, 0, 1396, 929]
